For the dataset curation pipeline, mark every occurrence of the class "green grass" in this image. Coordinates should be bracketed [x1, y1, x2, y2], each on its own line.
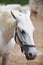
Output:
[0, 0, 28, 5]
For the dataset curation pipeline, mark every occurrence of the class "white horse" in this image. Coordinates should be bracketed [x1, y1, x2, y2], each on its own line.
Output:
[0, 9, 37, 65]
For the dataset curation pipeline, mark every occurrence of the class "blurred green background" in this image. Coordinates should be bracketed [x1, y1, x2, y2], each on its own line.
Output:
[0, 0, 29, 5]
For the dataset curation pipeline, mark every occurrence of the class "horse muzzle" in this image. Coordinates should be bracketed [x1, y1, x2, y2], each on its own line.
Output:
[21, 46, 37, 60]
[25, 48, 37, 60]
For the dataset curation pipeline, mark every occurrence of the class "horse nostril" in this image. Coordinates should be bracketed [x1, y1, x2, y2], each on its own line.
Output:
[29, 53, 32, 57]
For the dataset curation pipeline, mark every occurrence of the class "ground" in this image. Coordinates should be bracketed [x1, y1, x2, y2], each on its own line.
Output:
[0, 6, 43, 65]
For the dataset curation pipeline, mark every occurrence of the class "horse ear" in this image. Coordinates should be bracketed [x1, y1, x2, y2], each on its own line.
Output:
[11, 11, 16, 19]
[26, 9, 31, 17]
[11, 10, 21, 24]
[26, 9, 35, 32]
[11, 10, 21, 19]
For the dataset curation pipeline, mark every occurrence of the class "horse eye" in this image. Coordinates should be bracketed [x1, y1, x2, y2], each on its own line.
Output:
[21, 30, 25, 34]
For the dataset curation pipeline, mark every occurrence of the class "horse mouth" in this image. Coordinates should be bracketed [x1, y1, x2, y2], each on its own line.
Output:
[25, 55, 35, 60]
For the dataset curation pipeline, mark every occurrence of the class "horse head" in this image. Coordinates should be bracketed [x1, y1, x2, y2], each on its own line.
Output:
[11, 10, 37, 60]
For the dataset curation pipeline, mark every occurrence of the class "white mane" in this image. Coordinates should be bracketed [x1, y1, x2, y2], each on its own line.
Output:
[0, 4, 21, 11]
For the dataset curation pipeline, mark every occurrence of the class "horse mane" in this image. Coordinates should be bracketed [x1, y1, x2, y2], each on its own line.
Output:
[0, 11, 16, 44]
